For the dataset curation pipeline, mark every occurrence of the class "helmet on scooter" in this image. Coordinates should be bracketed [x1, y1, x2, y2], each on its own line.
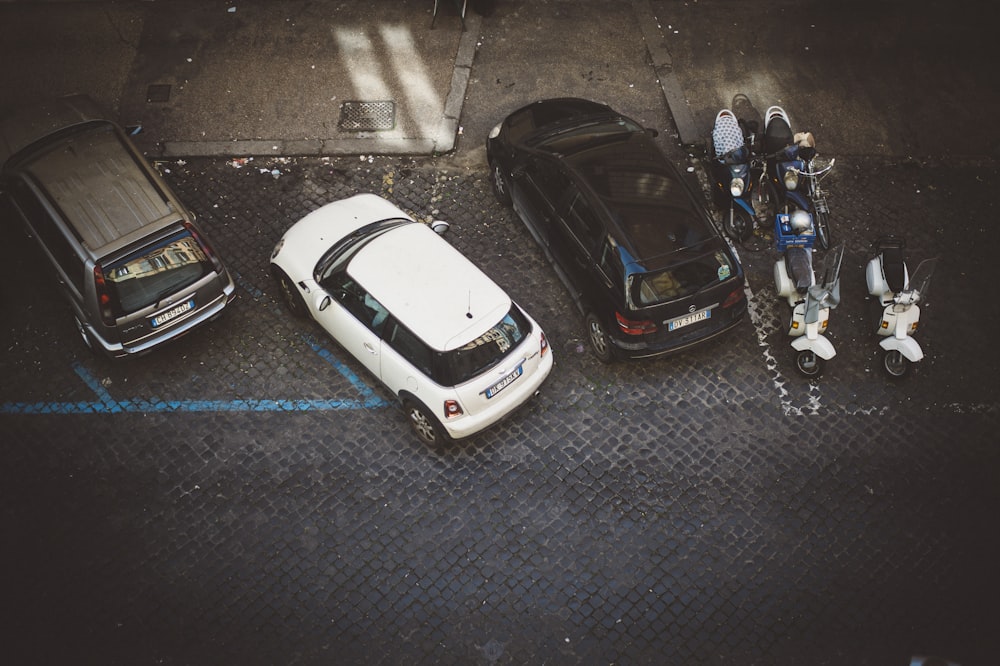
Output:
[790, 210, 812, 234]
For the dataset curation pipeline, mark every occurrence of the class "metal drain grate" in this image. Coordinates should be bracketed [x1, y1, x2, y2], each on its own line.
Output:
[146, 84, 171, 103]
[338, 101, 396, 131]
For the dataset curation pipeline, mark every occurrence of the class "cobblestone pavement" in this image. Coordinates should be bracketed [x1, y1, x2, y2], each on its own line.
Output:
[2, 152, 999, 665]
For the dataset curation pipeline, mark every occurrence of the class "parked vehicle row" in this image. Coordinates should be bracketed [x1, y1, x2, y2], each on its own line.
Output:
[705, 101, 936, 378]
[2, 93, 932, 443]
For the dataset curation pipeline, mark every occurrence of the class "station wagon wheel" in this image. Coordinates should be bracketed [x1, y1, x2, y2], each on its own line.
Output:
[403, 399, 449, 446]
[273, 268, 307, 318]
[489, 158, 513, 207]
[74, 316, 94, 352]
[585, 312, 616, 363]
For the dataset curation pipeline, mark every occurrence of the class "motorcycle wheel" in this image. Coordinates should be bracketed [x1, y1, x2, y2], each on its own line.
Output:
[883, 350, 910, 378]
[813, 204, 831, 250]
[723, 206, 754, 244]
[795, 350, 824, 377]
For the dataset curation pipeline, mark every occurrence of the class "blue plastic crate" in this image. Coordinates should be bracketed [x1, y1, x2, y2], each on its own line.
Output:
[774, 212, 816, 252]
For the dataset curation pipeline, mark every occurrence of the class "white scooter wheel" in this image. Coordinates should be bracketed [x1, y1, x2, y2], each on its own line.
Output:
[795, 349, 824, 377]
[883, 349, 911, 378]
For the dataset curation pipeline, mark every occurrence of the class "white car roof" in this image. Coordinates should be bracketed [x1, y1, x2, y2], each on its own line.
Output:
[349, 221, 512, 352]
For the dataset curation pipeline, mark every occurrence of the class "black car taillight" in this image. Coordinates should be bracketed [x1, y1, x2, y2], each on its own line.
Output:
[615, 311, 657, 335]
[93, 265, 116, 326]
[722, 286, 745, 309]
[183, 221, 224, 271]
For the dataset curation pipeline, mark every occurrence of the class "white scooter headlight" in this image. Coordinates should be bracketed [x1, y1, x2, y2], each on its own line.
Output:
[729, 177, 745, 197]
[784, 169, 800, 191]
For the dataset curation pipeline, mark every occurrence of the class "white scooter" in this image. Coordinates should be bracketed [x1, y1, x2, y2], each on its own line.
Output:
[773, 210, 844, 377]
[865, 236, 937, 378]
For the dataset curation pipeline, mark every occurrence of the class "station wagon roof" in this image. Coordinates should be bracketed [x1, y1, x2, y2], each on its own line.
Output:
[22, 122, 178, 256]
[0, 94, 105, 166]
[347, 222, 512, 352]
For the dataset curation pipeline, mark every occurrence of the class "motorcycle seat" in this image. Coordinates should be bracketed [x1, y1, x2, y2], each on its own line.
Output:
[764, 120, 792, 154]
[882, 244, 907, 293]
[785, 246, 814, 294]
[712, 109, 745, 158]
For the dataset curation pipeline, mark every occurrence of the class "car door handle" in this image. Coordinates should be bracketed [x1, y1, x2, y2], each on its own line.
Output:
[363, 342, 377, 355]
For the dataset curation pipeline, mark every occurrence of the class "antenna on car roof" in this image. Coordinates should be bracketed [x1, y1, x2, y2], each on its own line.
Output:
[466, 291, 473, 319]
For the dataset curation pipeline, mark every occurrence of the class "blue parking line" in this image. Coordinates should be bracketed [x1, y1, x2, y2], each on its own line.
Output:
[1, 270, 390, 415]
[0, 334, 389, 415]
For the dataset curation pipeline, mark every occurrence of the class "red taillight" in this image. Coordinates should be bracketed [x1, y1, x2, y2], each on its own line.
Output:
[540, 331, 549, 357]
[615, 311, 657, 335]
[444, 400, 464, 419]
[184, 221, 223, 270]
[722, 287, 746, 309]
[93, 265, 115, 326]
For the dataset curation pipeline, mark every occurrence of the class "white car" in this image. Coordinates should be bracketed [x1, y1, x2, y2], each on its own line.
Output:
[270, 193, 553, 445]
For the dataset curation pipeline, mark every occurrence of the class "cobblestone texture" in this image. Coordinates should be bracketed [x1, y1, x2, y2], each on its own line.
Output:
[2, 155, 998, 666]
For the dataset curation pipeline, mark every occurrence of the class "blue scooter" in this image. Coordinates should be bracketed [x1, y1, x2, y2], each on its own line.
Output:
[760, 106, 834, 250]
[709, 109, 758, 243]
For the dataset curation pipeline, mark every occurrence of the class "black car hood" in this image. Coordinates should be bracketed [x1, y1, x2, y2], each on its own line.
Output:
[503, 98, 617, 146]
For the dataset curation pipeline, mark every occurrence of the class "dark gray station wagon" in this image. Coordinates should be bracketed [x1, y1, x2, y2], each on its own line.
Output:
[0, 95, 236, 357]
[487, 98, 747, 362]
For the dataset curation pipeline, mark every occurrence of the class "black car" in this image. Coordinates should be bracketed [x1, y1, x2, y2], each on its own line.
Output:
[486, 98, 748, 362]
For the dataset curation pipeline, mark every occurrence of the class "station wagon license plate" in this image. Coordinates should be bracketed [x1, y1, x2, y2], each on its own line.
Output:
[485, 364, 523, 399]
[668, 309, 710, 331]
[151, 299, 194, 328]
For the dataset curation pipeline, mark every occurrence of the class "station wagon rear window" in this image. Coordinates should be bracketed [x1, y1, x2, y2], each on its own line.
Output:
[102, 228, 212, 315]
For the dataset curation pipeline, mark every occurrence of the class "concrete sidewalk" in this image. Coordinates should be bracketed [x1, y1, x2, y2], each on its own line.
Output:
[117, 0, 480, 158]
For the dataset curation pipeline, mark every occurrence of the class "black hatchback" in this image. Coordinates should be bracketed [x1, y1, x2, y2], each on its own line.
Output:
[486, 98, 747, 362]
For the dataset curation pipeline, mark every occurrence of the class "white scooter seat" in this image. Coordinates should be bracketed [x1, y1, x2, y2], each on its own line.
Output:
[785, 246, 814, 295]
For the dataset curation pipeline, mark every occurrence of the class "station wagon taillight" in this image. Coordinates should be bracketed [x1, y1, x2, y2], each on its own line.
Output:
[615, 311, 657, 336]
[183, 221, 223, 271]
[93, 265, 115, 326]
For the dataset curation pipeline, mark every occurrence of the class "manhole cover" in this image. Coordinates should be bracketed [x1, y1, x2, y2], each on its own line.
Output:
[339, 101, 396, 131]
[146, 84, 171, 103]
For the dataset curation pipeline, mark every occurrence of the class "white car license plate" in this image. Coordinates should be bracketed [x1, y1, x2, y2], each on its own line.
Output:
[485, 364, 523, 399]
[151, 299, 194, 327]
[668, 309, 710, 331]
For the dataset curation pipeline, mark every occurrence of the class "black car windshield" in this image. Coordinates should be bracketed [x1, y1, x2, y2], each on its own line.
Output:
[438, 306, 531, 386]
[535, 118, 642, 155]
[629, 249, 736, 307]
[103, 228, 212, 315]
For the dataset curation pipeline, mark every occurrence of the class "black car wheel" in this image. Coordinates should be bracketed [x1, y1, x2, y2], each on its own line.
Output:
[586, 312, 616, 363]
[489, 158, 513, 207]
[404, 399, 449, 446]
[273, 268, 308, 318]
